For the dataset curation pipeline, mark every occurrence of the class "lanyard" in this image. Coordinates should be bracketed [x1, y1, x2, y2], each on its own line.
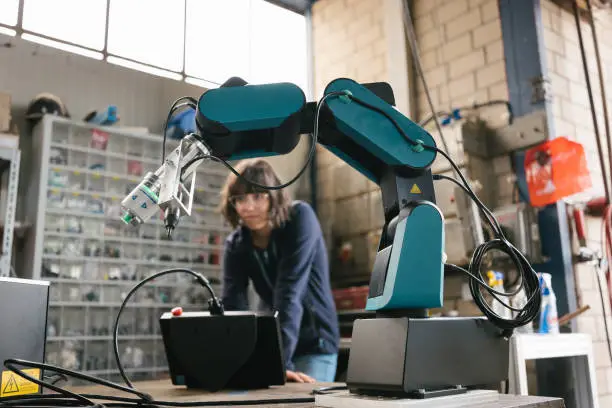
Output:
[253, 241, 277, 291]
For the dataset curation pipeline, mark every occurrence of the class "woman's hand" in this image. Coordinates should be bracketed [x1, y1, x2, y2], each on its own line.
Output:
[286, 370, 315, 383]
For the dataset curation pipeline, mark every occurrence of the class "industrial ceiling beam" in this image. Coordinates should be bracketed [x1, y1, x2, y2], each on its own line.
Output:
[264, 0, 315, 14]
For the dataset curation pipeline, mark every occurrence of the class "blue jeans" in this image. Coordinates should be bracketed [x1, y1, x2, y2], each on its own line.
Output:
[292, 353, 338, 382]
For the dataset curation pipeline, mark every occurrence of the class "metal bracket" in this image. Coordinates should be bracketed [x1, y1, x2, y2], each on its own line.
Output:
[531, 75, 552, 105]
[462, 110, 549, 158]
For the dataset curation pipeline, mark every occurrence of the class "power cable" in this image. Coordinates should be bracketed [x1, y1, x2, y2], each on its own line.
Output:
[336, 89, 541, 333]
[162, 97, 199, 165]
[572, 0, 610, 201]
[179, 91, 346, 192]
[400, 0, 451, 157]
[573, 0, 612, 366]
[419, 100, 514, 128]
[113, 268, 221, 389]
[1, 267, 316, 407]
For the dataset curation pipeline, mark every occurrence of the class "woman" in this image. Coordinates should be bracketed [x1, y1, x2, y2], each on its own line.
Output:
[219, 159, 340, 383]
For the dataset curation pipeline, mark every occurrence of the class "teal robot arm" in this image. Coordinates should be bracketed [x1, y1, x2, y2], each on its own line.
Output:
[194, 77, 444, 313]
[121, 77, 540, 396]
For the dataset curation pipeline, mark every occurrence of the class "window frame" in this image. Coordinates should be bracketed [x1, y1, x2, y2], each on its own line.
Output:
[0, 0, 311, 89]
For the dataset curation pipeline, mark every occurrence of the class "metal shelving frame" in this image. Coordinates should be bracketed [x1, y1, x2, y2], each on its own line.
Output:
[0, 144, 20, 277]
[23, 115, 230, 383]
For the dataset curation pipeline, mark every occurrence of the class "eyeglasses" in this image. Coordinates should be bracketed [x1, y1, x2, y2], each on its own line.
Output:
[229, 192, 270, 208]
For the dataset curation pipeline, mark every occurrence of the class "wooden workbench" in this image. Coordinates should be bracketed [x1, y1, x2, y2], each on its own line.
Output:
[71, 379, 325, 407]
[70, 379, 566, 407]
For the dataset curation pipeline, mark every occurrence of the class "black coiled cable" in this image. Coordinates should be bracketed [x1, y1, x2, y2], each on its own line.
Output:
[344, 92, 541, 335]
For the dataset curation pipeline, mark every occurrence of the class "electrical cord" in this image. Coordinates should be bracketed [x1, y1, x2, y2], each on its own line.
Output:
[1, 358, 152, 407]
[594, 259, 612, 366]
[162, 97, 199, 166]
[113, 268, 222, 389]
[418, 110, 451, 127]
[575, 0, 612, 365]
[0, 369, 316, 407]
[2, 268, 316, 407]
[178, 91, 347, 192]
[419, 100, 514, 129]
[336, 85, 540, 333]
[399, 0, 539, 333]
[584, 0, 612, 358]
[435, 174, 541, 328]
[46, 373, 69, 386]
[400, 0, 450, 157]
[584, 0, 612, 189]
[573, 0, 610, 202]
[0, 361, 316, 407]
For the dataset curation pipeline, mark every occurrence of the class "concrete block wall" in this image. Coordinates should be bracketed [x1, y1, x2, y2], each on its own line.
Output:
[312, 0, 611, 402]
[541, 1, 612, 403]
[311, 0, 409, 285]
[311, 0, 515, 288]
[413, 0, 510, 129]
[412, 0, 516, 315]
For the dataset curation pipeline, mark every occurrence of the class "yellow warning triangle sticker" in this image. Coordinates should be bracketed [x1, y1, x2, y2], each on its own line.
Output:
[2, 375, 18, 394]
[410, 184, 422, 194]
[1, 368, 40, 397]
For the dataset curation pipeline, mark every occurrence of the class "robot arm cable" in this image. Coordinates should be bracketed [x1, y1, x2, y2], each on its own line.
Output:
[343, 92, 541, 333]
[169, 87, 540, 333]
[162, 96, 199, 164]
[113, 268, 222, 389]
[182, 91, 347, 192]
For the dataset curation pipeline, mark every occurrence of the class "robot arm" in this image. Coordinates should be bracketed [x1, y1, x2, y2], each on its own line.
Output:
[121, 77, 445, 313]
[121, 77, 540, 325]
[120, 131, 211, 237]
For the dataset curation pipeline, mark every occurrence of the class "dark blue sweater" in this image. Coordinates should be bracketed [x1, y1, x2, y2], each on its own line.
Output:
[221, 201, 340, 371]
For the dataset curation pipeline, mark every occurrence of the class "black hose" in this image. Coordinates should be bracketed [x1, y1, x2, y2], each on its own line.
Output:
[585, 0, 612, 200]
[572, 0, 611, 201]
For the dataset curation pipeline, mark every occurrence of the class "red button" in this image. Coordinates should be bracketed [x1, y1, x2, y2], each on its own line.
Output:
[171, 307, 183, 316]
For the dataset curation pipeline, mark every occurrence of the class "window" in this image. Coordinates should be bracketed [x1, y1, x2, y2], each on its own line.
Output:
[7, 0, 309, 92]
[22, 0, 107, 50]
[250, 0, 308, 93]
[184, 0, 251, 84]
[107, 0, 185, 72]
[0, 0, 19, 26]
[185, 0, 308, 92]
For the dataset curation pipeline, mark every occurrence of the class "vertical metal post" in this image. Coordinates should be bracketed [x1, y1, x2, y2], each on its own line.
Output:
[499, 0, 576, 325]
[0, 148, 20, 277]
[305, 5, 318, 213]
[16, 0, 24, 35]
[499, 0, 578, 405]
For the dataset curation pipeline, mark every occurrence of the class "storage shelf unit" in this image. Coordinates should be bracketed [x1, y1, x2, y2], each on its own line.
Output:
[24, 115, 230, 384]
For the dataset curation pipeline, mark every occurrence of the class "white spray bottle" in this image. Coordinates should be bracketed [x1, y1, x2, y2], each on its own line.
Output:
[538, 272, 559, 334]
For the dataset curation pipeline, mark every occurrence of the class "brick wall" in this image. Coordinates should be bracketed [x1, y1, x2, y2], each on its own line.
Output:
[413, 0, 518, 314]
[311, 0, 515, 286]
[311, 0, 409, 285]
[312, 0, 611, 402]
[541, 1, 612, 403]
[413, 0, 509, 128]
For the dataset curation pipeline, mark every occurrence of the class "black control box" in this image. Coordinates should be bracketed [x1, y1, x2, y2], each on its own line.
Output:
[0, 277, 49, 399]
[160, 310, 286, 391]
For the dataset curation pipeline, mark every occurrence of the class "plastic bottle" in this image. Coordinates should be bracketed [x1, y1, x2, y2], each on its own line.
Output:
[512, 286, 534, 334]
[487, 271, 513, 320]
[538, 272, 560, 334]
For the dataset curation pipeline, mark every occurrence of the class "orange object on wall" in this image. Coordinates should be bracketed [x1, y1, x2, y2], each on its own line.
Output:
[524, 137, 592, 207]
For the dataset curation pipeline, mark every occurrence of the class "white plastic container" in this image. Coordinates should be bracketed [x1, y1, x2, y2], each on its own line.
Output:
[488, 271, 513, 320]
[538, 272, 559, 334]
[512, 286, 534, 334]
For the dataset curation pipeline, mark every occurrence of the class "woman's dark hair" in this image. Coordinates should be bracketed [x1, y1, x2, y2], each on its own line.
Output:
[219, 159, 292, 229]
